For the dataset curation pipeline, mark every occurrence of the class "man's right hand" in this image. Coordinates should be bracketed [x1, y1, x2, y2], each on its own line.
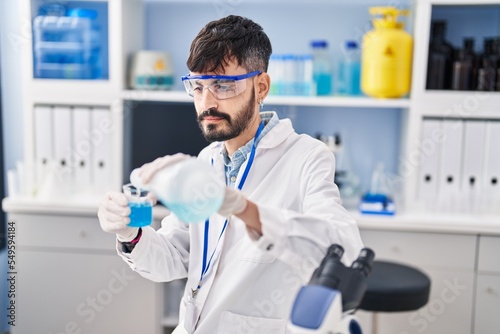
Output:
[98, 191, 138, 242]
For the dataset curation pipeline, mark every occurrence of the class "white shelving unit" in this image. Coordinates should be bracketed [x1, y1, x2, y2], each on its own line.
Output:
[18, 0, 143, 196]
[4, 0, 500, 333]
[122, 89, 412, 108]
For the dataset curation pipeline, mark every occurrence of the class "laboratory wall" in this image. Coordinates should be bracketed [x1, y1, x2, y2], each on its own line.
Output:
[0, 1, 21, 332]
[145, 2, 403, 191]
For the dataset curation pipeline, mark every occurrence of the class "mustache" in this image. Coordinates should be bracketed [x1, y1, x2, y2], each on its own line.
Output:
[198, 108, 231, 122]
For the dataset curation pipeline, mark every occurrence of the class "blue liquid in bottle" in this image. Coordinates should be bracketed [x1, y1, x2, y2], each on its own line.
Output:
[339, 62, 361, 95]
[311, 40, 332, 96]
[314, 73, 333, 96]
[338, 41, 361, 96]
[128, 202, 153, 227]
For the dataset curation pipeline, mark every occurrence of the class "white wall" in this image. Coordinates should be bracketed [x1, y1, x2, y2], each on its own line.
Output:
[145, 2, 404, 192]
[0, 0, 25, 195]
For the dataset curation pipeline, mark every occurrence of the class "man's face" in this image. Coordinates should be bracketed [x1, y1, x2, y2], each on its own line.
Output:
[191, 62, 258, 142]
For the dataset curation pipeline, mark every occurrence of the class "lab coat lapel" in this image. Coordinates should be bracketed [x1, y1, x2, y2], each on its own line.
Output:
[191, 152, 229, 313]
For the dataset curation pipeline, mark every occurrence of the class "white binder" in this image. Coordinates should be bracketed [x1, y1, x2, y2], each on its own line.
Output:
[483, 121, 500, 210]
[91, 107, 112, 192]
[461, 121, 487, 213]
[418, 119, 441, 201]
[72, 106, 92, 192]
[438, 120, 464, 210]
[461, 121, 486, 195]
[33, 105, 53, 187]
[53, 105, 73, 186]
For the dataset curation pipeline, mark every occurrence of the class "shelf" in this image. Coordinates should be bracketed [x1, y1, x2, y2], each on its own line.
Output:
[28, 80, 122, 105]
[417, 90, 500, 119]
[121, 90, 411, 109]
[265, 95, 411, 108]
[122, 90, 192, 103]
[428, 0, 500, 4]
[144, 0, 408, 4]
[2, 196, 100, 216]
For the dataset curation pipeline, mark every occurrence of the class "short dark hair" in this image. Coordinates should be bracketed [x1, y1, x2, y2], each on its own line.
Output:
[187, 15, 272, 74]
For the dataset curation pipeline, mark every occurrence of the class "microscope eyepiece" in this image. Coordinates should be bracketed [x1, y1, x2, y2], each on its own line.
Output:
[326, 244, 344, 260]
[350, 248, 375, 277]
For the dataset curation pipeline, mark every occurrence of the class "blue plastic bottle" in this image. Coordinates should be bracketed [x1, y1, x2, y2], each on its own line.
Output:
[338, 41, 361, 96]
[311, 40, 333, 96]
[131, 158, 225, 224]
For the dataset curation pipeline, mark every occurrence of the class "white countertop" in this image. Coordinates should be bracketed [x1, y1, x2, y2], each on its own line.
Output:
[3, 196, 500, 235]
[353, 211, 500, 235]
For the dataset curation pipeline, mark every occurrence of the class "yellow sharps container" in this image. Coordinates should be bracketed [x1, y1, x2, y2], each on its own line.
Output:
[361, 7, 413, 98]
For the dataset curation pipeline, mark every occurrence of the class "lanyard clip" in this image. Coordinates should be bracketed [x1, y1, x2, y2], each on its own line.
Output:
[191, 287, 199, 299]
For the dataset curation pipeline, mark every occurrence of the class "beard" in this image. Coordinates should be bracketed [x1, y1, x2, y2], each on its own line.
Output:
[197, 88, 256, 142]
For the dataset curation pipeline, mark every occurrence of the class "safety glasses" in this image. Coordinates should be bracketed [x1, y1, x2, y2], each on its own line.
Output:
[181, 70, 262, 100]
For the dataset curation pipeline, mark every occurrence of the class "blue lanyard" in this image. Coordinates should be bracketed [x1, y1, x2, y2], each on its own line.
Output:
[196, 121, 265, 293]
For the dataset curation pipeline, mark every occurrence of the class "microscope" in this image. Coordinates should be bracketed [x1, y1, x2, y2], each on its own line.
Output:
[288, 245, 375, 334]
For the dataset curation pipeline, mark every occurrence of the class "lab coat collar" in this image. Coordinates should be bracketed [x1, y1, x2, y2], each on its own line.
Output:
[256, 118, 294, 149]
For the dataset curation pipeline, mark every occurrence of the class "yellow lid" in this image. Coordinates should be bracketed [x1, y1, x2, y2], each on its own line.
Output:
[370, 6, 409, 29]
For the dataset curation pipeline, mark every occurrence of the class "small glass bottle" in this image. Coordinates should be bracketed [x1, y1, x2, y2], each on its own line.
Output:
[310, 40, 333, 96]
[477, 38, 496, 91]
[338, 41, 361, 96]
[491, 37, 500, 91]
[426, 21, 454, 90]
[477, 58, 496, 91]
[452, 38, 476, 91]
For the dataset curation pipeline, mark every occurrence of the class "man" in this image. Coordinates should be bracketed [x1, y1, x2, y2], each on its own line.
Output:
[98, 15, 363, 333]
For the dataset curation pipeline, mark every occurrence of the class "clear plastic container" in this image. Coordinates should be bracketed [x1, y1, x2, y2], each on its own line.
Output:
[295, 54, 313, 96]
[338, 41, 361, 96]
[130, 158, 225, 224]
[283, 54, 296, 95]
[32, 8, 104, 79]
[311, 40, 333, 96]
[268, 54, 283, 95]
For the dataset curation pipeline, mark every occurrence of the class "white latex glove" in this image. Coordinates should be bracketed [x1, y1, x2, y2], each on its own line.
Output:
[98, 191, 138, 242]
[218, 187, 248, 217]
[132, 153, 191, 187]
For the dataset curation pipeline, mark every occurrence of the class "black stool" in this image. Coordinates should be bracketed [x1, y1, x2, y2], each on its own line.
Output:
[359, 261, 431, 334]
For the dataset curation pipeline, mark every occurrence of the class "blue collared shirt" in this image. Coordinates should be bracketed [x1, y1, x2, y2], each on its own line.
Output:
[222, 111, 279, 188]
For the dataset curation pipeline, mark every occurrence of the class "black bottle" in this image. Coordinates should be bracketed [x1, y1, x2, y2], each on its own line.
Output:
[426, 21, 455, 90]
[496, 68, 500, 91]
[452, 38, 477, 91]
[492, 37, 500, 91]
[490, 37, 500, 67]
[477, 38, 497, 91]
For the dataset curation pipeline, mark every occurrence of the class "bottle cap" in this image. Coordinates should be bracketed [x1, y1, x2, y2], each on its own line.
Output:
[311, 40, 328, 48]
[345, 41, 358, 50]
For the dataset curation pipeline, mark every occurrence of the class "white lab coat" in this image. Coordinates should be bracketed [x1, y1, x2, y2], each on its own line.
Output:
[118, 117, 364, 333]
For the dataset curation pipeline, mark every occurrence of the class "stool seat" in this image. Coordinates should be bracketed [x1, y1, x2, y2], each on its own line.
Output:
[359, 261, 431, 312]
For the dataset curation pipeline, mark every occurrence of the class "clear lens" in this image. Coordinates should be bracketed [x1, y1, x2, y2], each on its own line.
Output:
[181, 71, 261, 99]
[183, 78, 247, 100]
